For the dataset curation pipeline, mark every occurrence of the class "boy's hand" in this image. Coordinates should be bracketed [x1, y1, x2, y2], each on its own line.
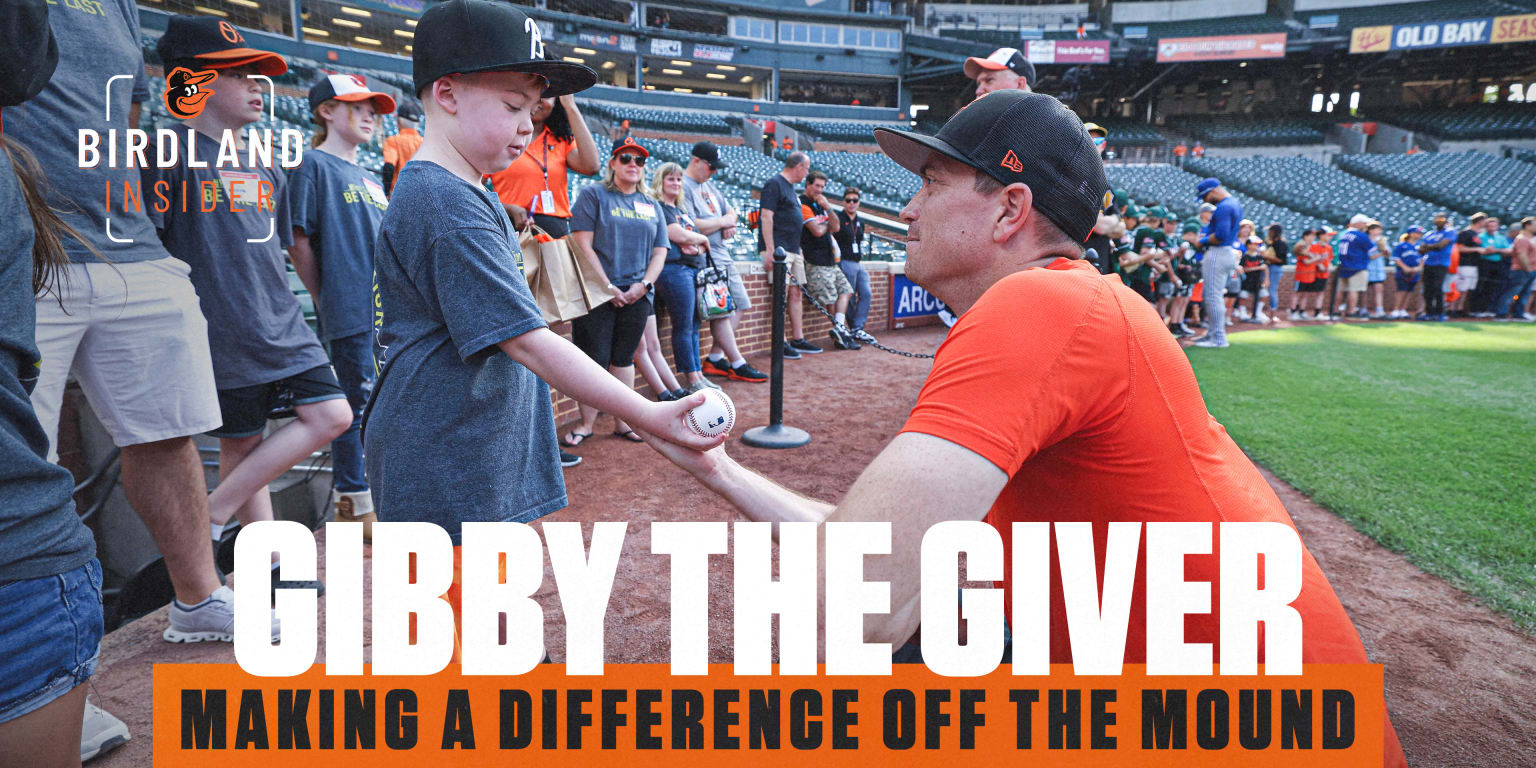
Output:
[632, 393, 730, 454]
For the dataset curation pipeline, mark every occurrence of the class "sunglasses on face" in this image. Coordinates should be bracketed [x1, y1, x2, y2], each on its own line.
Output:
[844, 197, 859, 203]
[1091, 136, 1106, 147]
[615, 154, 646, 166]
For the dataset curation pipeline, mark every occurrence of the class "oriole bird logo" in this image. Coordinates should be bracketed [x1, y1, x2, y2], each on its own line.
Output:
[164, 67, 219, 119]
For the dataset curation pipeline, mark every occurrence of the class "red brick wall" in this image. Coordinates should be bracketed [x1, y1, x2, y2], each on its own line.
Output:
[549, 261, 895, 423]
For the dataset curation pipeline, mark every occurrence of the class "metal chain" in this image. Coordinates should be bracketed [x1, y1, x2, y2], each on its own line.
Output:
[785, 273, 936, 360]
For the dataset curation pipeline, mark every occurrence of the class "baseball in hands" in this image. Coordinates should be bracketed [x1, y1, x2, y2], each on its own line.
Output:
[685, 389, 736, 438]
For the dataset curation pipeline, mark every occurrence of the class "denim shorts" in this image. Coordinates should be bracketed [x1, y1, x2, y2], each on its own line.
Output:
[0, 559, 104, 724]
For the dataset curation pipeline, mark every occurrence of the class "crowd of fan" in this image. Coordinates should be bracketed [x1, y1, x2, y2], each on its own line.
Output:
[1106, 194, 1536, 339]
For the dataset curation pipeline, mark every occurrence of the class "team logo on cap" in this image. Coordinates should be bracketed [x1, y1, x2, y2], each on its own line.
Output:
[999, 149, 1023, 174]
[163, 67, 219, 119]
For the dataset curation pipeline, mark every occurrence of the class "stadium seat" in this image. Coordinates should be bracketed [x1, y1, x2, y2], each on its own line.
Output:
[1336, 151, 1536, 225]
[1169, 115, 1331, 147]
[780, 118, 909, 145]
[1372, 104, 1536, 141]
[1184, 155, 1461, 236]
[1104, 164, 1329, 256]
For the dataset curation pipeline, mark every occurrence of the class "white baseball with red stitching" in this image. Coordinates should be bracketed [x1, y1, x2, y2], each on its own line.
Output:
[684, 389, 735, 438]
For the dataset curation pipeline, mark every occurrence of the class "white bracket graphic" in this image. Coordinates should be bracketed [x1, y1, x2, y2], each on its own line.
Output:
[247, 218, 276, 244]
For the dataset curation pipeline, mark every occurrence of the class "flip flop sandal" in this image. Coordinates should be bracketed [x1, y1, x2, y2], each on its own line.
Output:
[562, 430, 593, 447]
[613, 429, 644, 443]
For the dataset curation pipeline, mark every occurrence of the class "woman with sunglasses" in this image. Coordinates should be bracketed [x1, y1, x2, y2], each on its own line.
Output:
[565, 139, 669, 447]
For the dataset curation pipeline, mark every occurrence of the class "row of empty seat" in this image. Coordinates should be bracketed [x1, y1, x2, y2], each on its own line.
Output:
[785, 118, 909, 145]
[1169, 116, 1330, 147]
[1373, 104, 1536, 141]
[1105, 165, 1331, 252]
[1185, 155, 1466, 235]
[1336, 151, 1536, 225]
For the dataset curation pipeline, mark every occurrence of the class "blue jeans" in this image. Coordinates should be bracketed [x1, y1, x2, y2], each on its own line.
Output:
[328, 333, 375, 493]
[0, 559, 102, 723]
[655, 263, 701, 373]
[1201, 245, 1238, 344]
[1267, 264, 1285, 310]
[840, 260, 872, 330]
[1493, 269, 1535, 317]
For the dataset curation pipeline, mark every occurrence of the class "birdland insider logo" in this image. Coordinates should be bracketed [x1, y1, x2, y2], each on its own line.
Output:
[80, 72, 305, 244]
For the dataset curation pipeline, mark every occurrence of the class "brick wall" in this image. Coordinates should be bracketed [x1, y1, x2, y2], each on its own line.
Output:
[549, 261, 897, 423]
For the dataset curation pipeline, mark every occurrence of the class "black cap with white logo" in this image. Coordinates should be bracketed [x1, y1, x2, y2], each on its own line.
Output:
[873, 90, 1109, 243]
[413, 0, 596, 98]
[692, 141, 727, 170]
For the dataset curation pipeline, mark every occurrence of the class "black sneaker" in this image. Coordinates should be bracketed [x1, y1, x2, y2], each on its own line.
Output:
[559, 450, 582, 468]
[781, 343, 801, 360]
[829, 327, 859, 350]
[657, 389, 678, 401]
[789, 337, 824, 354]
[727, 362, 768, 382]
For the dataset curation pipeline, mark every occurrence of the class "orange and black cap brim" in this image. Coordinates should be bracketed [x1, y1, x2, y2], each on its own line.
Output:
[192, 49, 288, 77]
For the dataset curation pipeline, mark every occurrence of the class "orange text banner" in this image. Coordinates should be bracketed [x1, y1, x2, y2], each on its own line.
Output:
[153, 663, 1386, 765]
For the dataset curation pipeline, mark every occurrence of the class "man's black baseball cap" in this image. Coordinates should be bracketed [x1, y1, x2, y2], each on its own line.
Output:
[873, 90, 1109, 243]
[2, 0, 57, 108]
[692, 141, 727, 170]
[156, 15, 287, 77]
[413, 0, 596, 98]
[963, 47, 1036, 87]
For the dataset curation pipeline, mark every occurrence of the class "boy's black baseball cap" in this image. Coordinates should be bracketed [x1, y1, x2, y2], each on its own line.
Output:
[156, 15, 287, 77]
[413, 0, 596, 98]
[873, 90, 1109, 243]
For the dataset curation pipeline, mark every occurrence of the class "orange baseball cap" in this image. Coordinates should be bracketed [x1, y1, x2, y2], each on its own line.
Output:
[309, 73, 396, 114]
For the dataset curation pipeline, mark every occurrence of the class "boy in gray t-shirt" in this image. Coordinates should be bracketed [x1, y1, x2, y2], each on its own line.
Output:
[364, 1, 720, 658]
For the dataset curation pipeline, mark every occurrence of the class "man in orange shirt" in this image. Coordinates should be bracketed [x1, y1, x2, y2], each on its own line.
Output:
[650, 90, 1405, 765]
[380, 100, 423, 197]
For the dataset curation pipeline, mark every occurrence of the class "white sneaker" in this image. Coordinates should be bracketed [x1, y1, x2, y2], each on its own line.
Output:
[1192, 337, 1230, 348]
[1255, 311, 1270, 324]
[81, 697, 130, 762]
[164, 585, 280, 643]
[852, 328, 877, 344]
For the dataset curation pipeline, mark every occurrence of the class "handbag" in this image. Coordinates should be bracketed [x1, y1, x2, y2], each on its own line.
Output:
[518, 224, 612, 323]
[696, 250, 735, 320]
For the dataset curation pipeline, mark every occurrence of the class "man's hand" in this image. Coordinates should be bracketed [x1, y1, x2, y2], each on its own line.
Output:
[761, 250, 775, 266]
[621, 282, 647, 305]
[630, 392, 729, 454]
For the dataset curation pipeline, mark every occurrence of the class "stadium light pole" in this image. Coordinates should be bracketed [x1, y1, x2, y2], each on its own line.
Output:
[742, 248, 811, 449]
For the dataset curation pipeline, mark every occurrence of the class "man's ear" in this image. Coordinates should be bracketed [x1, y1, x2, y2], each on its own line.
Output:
[993, 182, 1034, 245]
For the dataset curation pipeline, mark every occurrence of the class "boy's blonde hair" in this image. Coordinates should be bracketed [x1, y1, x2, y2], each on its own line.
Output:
[649, 161, 684, 205]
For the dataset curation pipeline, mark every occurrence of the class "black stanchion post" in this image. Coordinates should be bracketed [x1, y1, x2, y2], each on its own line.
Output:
[742, 248, 811, 449]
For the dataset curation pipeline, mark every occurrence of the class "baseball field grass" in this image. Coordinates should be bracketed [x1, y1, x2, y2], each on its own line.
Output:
[1187, 322, 1536, 631]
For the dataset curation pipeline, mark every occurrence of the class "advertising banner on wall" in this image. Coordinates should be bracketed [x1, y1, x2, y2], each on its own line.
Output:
[578, 31, 637, 53]
[1025, 40, 1111, 64]
[1350, 14, 1535, 53]
[692, 43, 735, 62]
[1155, 32, 1287, 63]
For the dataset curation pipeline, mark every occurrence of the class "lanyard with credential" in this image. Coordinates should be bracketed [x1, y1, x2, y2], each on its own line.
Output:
[527, 130, 555, 214]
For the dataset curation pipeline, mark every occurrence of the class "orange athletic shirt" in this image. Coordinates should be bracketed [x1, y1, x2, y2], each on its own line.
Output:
[900, 259, 1404, 763]
[1294, 244, 1317, 283]
[903, 259, 1376, 666]
[487, 126, 577, 219]
[1309, 242, 1333, 277]
[381, 128, 422, 170]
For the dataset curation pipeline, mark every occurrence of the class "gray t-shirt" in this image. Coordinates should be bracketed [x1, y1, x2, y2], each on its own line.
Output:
[288, 149, 388, 342]
[681, 174, 736, 264]
[0, 150, 96, 584]
[363, 161, 565, 542]
[569, 184, 668, 286]
[7, 0, 163, 264]
[144, 130, 328, 390]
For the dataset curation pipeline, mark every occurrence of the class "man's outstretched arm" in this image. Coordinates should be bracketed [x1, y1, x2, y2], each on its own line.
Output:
[646, 431, 1008, 649]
